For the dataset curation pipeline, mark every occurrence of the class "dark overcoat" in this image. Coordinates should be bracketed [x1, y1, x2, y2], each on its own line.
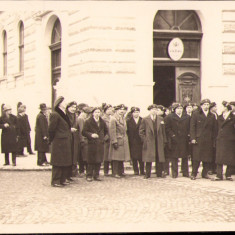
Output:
[78, 116, 88, 162]
[190, 110, 217, 162]
[48, 108, 72, 167]
[17, 114, 31, 148]
[34, 112, 49, 152]
[102, 114, 111, 162]
[82, 116, 108, 164]
[165, 113, 190, 159]
[139, 115, 167, 163]
[216, 113, 235, 166]
[0, 114, 19, 153]
[109, 113, 131, 161]
[126, 116, 143, 160]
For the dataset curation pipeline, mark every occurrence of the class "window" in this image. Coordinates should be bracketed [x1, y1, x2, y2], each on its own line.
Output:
[19, 21, 24, 72]
[2, 30, 7, 76]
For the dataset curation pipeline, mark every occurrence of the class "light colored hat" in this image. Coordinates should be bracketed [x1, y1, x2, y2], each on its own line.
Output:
[3, 105, 12, 112]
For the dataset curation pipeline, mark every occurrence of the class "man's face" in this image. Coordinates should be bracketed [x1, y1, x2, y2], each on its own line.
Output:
[106, 107, 113, 115]
[132, 111, 140, 119]
[186, 106, 193, 114]
[93, 109, 101, 119]
[201, 103, 210, 111]
[211, 106, 217, 113]
[150, 108, 157, 116]
[156, 108, 163, 116]
[68, 105, 77, 114]
[175, 107, 183, 116]
[117, 108, 125, 116]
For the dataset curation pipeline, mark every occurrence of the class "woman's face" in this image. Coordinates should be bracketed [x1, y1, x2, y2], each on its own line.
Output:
[105, 107, 113, 115]
[132, 111, 140, 118]
[93, 109, 101, 119]
[68, 105, 77, 114]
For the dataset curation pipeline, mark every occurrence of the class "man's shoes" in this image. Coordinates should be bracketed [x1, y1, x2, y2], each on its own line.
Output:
[3, 163, 9, 166]
[12, 163, 16, 166]
[104, 173, 109, 176]
[86, 177, 93, 182]
[202, 174, 211, 179]
[134, 172, 139, 176]
[226, 177, 233, 181]
[144, 175, 150, 179]
[172, 175, 178, 179]
[114, 174, 121, 179]
[52, 183, 63, 187]
[211, 176, 223, 181]
[157, 174, 166, 178]
[120, 173, 127, 177]
[191, 176, 196, 180]
[183, 174, 189, 178]
[93, 177, 102, 181]
[208, 171, 213, 175]
[61, 180, 70, 185]
[68, 178, 74, 182]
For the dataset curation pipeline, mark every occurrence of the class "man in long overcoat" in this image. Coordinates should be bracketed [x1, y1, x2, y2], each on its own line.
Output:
[190, 99, 217, 180]
[213, 102, 235, 181]
[35, 103, 50, 166]
[165, 103, 190, 178]
[82, 107, 108, 181]
[49, 96, 72, 187]
[109, 104, 130, 178]
[139, 104, 167, 179]
[0, 105, 19, 166]
[101, 103, 113, 176]
[127, 107, 144, 175]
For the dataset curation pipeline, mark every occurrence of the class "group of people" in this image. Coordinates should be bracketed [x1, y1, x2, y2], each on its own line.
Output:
[1, 97, 235, 187]
[0, 102, 35, 166]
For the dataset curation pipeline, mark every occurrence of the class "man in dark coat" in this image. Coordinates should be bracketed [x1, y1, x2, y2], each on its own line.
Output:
[49, 96, 73, 187]
[0, 105, 19, 166]
[17, 105, 34, 155]
[82, 107, 108, 182]
[127, 107, 144, 175]
[212, 102, 235, 181]
[35, 103, 50, 166]
[190, 99, 217, 180]
[165, 103, 190, 178]
[139, 104, 167, 179]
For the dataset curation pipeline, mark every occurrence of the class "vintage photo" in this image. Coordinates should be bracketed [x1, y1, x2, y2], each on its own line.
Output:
[0, 0, 235, 233]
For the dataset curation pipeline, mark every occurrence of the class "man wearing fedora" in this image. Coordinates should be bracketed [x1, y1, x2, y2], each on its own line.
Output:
[190, 99, 217, 180]
[0, 105, 19, 166]
[139, 104, 167, 179]
[35, 103, 50, 166]
[48, 96, 73, 187]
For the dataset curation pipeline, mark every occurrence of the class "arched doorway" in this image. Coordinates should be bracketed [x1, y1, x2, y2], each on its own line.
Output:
[153, 10, 202, 107]
[49, 18, 61, 109]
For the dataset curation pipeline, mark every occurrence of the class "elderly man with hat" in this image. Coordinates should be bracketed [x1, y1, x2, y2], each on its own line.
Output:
[48, 96, 73, 187]
[212, 101, 235, 181]
[35, 103, 50, 166]
[127, 107, 144, 175]
[0, 105, 19, 166]
[109, 104, 131, 178]
[77, 105, 92, 176]
[82, 107, 108, 181]
[190, 99, 217, 180]
[165, 103, 191, 178]
[139, 104, 167, 179]
[101, 103, 114, 176]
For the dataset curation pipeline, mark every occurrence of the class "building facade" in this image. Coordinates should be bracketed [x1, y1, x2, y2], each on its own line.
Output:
[0, 1, 235, 128]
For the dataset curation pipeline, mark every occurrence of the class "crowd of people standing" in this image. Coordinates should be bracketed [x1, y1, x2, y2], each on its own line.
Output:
[0, 97, 235, 187]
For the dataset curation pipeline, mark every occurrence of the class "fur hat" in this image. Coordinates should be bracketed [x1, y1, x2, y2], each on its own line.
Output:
[147, 104, 158, 111]
[39, 103, 48, 110]
[115, 104, 126, 111]
[130, 107, 140, 113]
[172, 103, 183, 112]
[102, 103, 112, 113]
[200, 99, 211, 105]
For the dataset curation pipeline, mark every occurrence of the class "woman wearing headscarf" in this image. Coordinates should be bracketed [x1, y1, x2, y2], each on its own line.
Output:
[66, 101, 80, 178]
[0, 105, 19, 166]
[49, 96, 73, 187]
[101, 103, 113, 176]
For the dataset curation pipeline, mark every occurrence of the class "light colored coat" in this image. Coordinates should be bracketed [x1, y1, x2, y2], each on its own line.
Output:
[139, 115, 167, 163]
[109, 113, 130, 161]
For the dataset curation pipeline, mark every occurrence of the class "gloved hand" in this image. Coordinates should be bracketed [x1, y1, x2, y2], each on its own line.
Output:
[113, 143, 118, 150]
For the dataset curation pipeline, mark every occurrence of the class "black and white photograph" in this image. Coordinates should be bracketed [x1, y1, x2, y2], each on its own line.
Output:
[0, 0, 235, 233]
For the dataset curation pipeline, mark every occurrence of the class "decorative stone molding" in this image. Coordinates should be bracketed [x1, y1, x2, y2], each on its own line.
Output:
[32, 11, 52, 21]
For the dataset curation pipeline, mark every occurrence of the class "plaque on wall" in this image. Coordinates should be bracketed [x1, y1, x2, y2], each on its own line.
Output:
[168, 38, 184, 61]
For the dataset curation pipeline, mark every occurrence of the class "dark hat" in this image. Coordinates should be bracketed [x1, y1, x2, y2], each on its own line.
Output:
[17, 102, 22, 109]
[66, 101, 77, 109]
[172, 103, 183, 112]
[200, 99, 211, 105]
[229, 101, 235, 106]
[39, 103, 48, 110]
[209, 102, 217, 109]
[130, 107, 140, 113]
[147, 104, 158, 111]
[83, 106, 92, 114]
[91, 106, 102, 113]
[54, 96, 64, 108]
[222, 101, 232, 110]
[184, 102, 193, 109]
[115, 104, 126, 110]
[77, 103, 88, 111]
[102, 103, 112, 112]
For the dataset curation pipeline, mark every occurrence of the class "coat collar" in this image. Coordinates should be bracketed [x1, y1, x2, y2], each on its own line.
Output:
[146, 115, 161, 133]
[171, 113, 189, 121]
[221, 112, 234, 127]
[55, 107, 71, 128]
